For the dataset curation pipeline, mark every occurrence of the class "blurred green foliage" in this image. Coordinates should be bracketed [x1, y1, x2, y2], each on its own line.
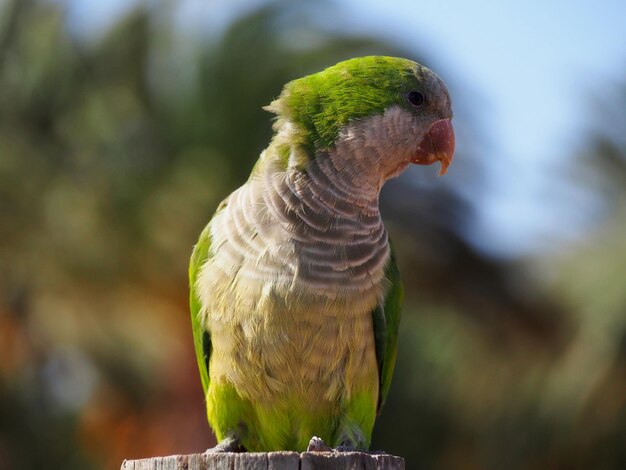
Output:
[0, 1, 624, 469]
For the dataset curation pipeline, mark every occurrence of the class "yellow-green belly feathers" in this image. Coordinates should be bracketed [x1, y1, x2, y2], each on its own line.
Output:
[205, 292, 380, 450]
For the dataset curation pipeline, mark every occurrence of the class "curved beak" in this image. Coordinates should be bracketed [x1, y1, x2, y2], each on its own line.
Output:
[411, 119, 455, 176]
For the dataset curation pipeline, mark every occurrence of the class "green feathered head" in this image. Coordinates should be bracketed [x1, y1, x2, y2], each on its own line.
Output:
[266, 56, 452, 140]
[265, 56, 455, 175]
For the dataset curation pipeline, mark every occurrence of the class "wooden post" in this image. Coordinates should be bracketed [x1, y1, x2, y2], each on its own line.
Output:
[121, 451, 405, 469]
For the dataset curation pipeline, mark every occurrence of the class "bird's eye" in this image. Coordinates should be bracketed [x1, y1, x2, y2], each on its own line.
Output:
[407, 91, 424, 107]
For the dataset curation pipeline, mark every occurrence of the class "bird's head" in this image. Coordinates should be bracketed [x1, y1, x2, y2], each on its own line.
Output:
[266, 56, 455, 184]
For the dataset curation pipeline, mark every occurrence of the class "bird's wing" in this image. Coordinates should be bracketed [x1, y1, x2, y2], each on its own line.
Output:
[189, 222, 213, 395]
[372, 241, 404, 413]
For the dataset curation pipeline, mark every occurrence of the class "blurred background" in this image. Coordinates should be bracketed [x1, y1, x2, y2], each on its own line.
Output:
[0, 0, 625, 468]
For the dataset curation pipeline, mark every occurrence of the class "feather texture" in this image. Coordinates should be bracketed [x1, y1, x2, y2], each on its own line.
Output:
[189, 112, 409, 450]
[188, 55, 454, 451]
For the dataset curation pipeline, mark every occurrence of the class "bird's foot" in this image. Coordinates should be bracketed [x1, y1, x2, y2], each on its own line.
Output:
[334, 442, 356, 452]
[204, 436, 245, 453]
[335, 443, 387, 454]
[307, 436, 333, 452]
[307, 437, 372, 453]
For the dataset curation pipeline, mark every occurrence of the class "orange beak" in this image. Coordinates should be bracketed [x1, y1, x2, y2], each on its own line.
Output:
[411, 119, 455, 176]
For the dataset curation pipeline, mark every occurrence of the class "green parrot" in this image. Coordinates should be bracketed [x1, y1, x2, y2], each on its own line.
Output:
[189, 56, 455, 453]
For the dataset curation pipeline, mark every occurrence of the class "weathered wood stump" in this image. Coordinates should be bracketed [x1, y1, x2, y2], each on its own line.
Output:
[121, 451, 404, 469]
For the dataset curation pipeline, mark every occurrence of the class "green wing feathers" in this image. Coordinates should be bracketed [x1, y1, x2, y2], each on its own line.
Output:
[189, 224, 212, 395]
[373, 243, 404, 413]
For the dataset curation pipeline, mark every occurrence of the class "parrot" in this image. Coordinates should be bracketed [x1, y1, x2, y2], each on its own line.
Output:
[189, 56, 455, 453]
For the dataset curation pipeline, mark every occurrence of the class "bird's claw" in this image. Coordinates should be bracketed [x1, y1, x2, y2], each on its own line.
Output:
[307, 436, 364, 453]
[307, 436, 333, 452]
[204, 436, 244, 453]
[335, 443, 356, 452]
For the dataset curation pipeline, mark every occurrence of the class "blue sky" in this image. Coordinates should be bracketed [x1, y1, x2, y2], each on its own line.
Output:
[334, 0, 626, 255]
[58, 0, 626, 255]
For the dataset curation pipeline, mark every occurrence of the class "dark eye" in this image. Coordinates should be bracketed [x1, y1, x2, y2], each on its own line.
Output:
[407, 91, 424, 107]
